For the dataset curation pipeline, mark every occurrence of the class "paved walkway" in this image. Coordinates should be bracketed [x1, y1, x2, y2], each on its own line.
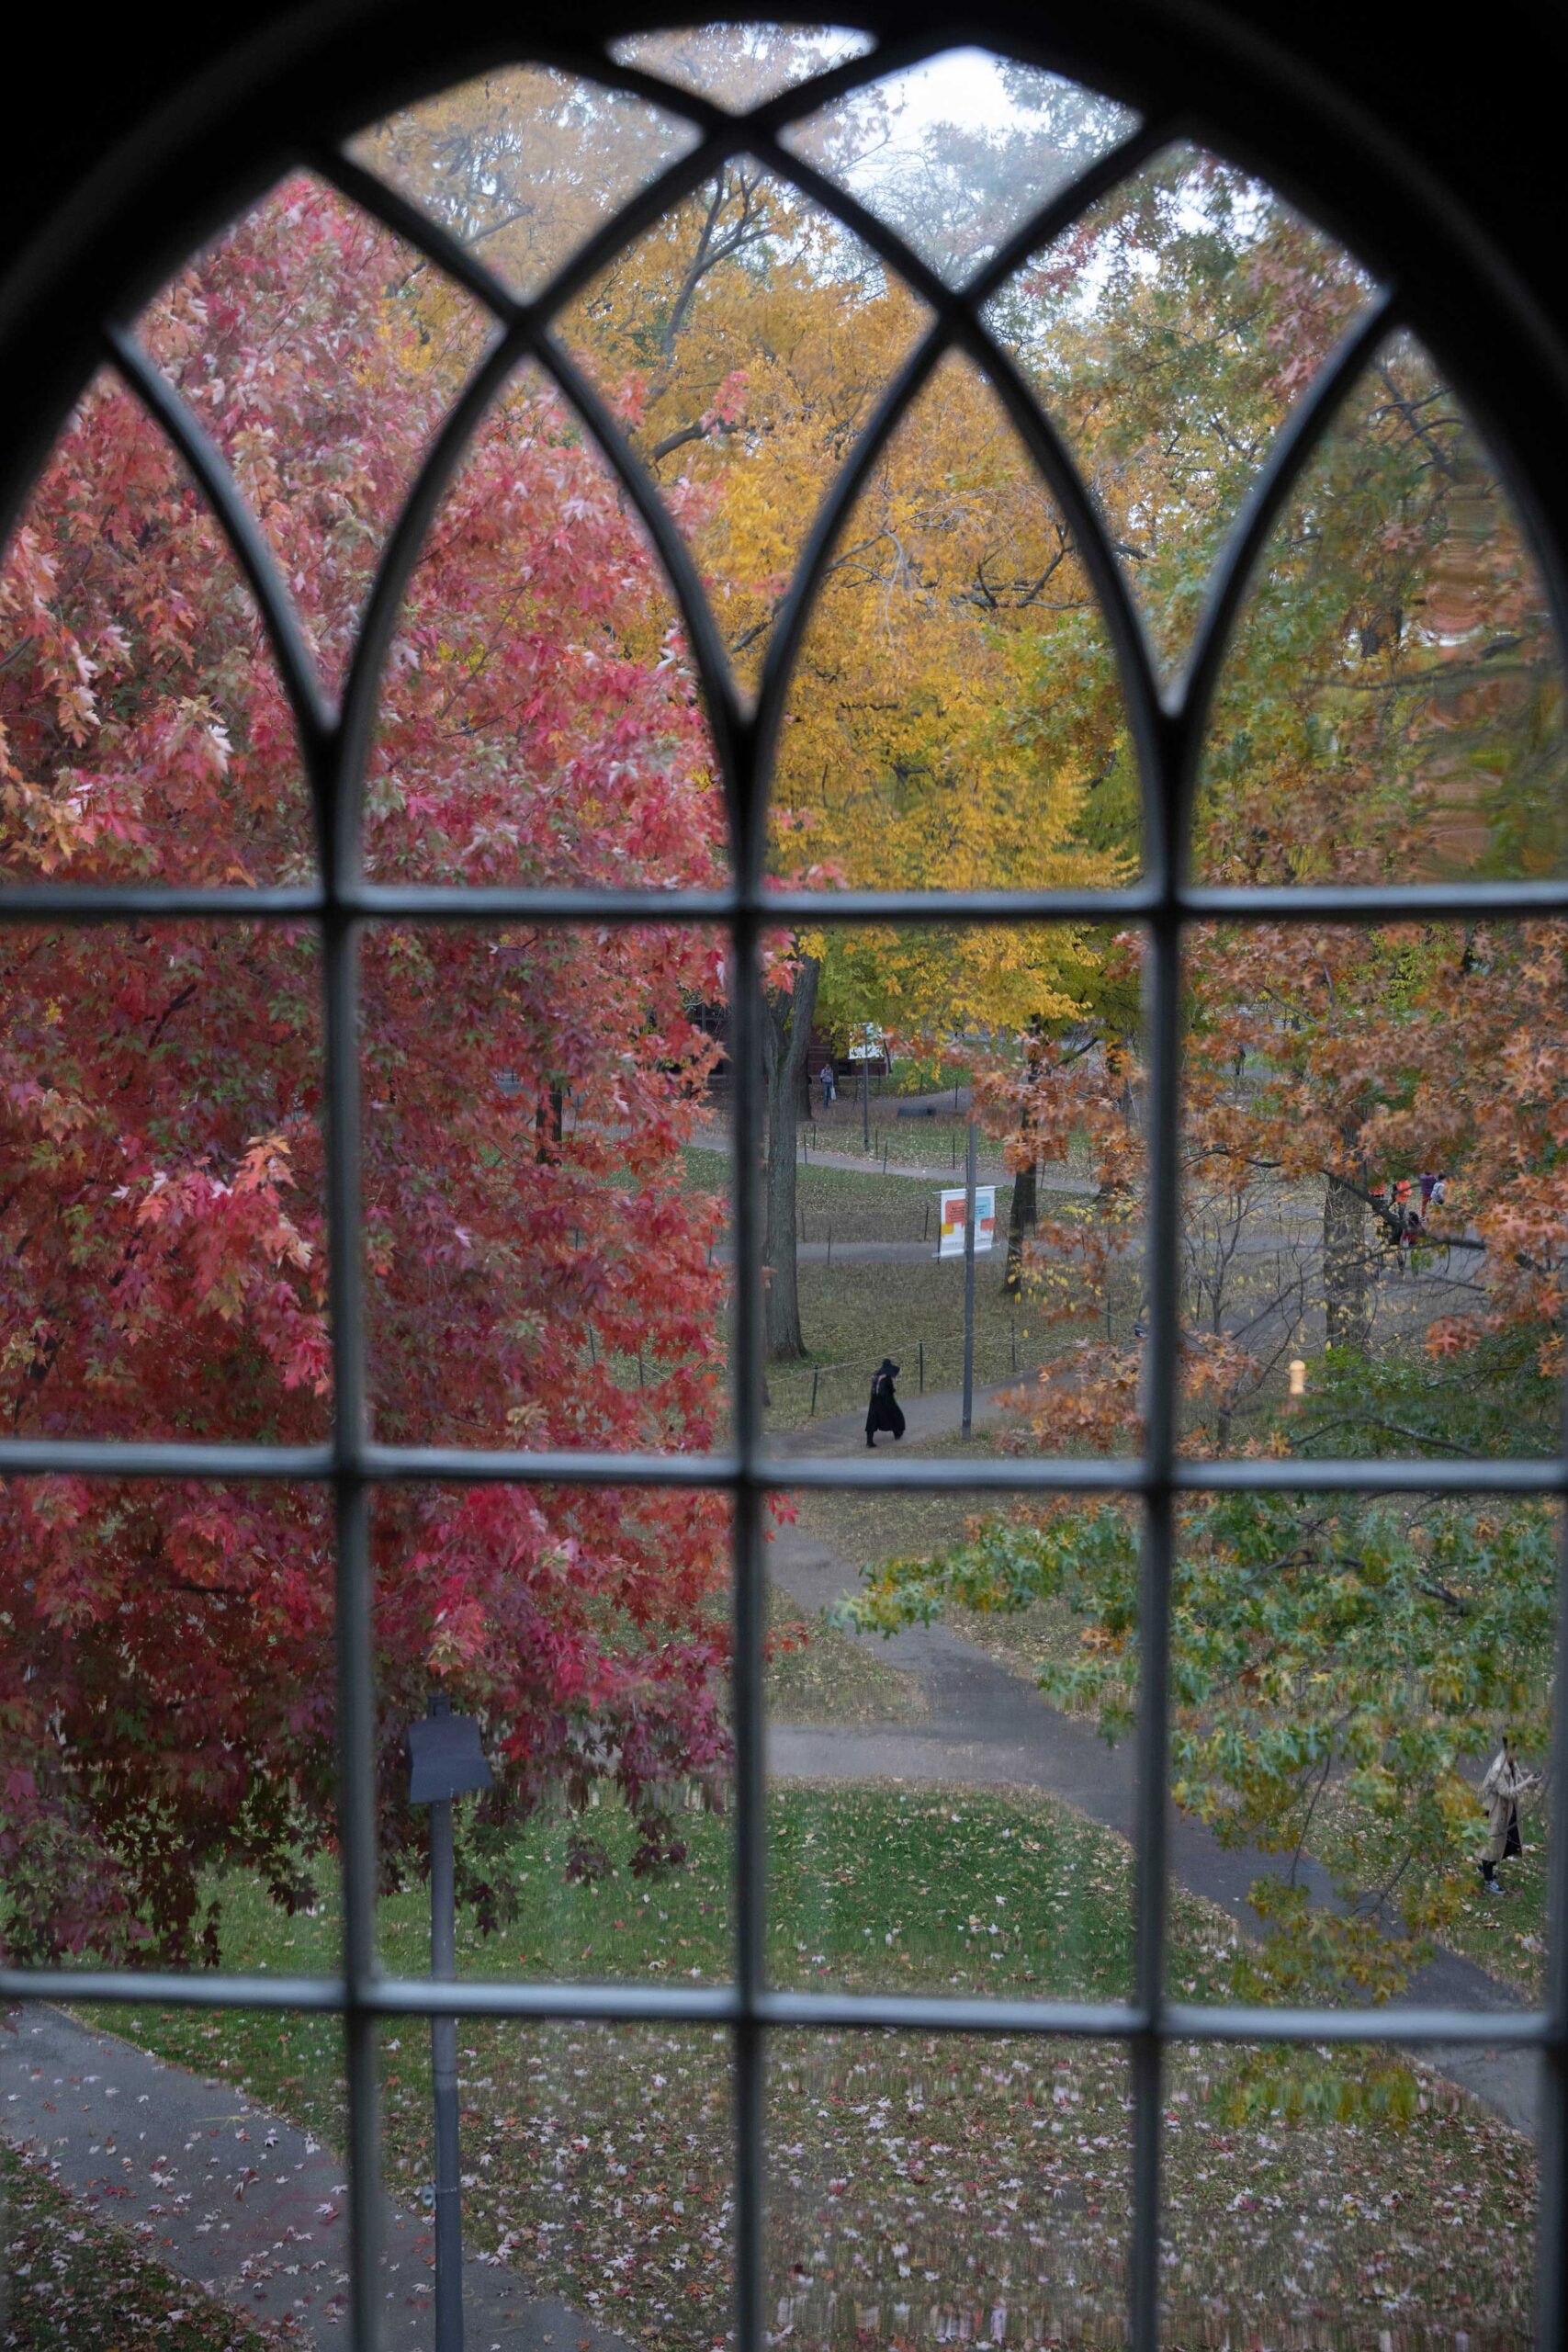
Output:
[767, 1396, 1539, 2136]
[0, 2005, 629, 2351]
[690, 1118, 1054, 1192]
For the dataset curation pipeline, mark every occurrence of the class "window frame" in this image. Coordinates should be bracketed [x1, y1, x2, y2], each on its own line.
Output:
[2, 15, 1566, 2350]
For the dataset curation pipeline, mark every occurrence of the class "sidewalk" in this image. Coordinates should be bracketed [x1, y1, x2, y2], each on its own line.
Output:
[1, 2004, 631, 2351]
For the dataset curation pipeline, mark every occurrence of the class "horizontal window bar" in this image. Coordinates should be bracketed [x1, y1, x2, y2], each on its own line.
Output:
[0, 1968, 346, 2009]
[358, 1443, 743, 1488]
[0, 884, 325, 920]
[6, 879, 1568, 924]
[756, 1992, 1140, 2037]
[771, 1455, 1564, 1498]
[744, 887, 1162, 923]
[1179, 1455, 1566, 1496]
[6, 1969, 1555, 2052]
[367, 1977, 739, 2023]
[1161, 2001, 1553, 2047]
[346, 883, 743, 923]
[767, 1453, 1140, 1493]
[8, 1440, 1558, 1496]
[1181, 880, 1568, 920]
[0, 1438, 335, 1479]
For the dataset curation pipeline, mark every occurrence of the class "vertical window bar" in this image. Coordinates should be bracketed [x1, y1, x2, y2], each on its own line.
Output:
[324, 896, 383, 2348]
[1128, 734, 1184, 2346]
[730, 893, 767, 2346]
[1537, 1489, 1568, 2341]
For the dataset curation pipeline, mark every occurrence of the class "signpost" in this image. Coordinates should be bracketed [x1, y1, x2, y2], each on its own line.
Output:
[934, 1123, 992, 1437]
[406, 1697, 494, 2352]
[960, 1121, 977, 1436]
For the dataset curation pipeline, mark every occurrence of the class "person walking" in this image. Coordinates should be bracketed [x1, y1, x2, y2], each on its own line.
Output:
[864, 1356, 906, 1448]
[1479, 1734, 1539, 1894]
[820, 1060, 837, 1109]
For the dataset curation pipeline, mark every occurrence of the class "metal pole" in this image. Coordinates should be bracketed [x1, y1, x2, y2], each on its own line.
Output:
[862, 1043, 870, 1154]
[962, 1117, 977, 1439]
[429, 1794, 465, 2352]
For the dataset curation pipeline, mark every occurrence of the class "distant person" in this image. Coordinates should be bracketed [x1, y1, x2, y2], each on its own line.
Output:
[865, 1357, 906, 1448]
[820, 1061, 837, 1108]
[1479, 1734, 1539, 1894]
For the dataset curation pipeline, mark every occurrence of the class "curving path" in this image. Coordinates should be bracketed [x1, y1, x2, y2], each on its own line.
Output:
[766, 1395, 1540, 2136]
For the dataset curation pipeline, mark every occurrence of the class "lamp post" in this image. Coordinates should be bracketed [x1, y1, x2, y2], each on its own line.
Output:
[405, 1696, 494, 2352]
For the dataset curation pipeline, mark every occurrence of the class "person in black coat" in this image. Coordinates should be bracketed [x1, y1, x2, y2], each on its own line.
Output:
[865, 1357, 906, 1447]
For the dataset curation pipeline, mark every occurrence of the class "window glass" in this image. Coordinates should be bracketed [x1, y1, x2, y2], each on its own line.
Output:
[362, 922, 731, 1453]
[768, 2030, 1133, 2345]
[1163, 2040, 1539, 2346]
[1, 2001, 351, 2339]
[373, 1483, 733, 1987]
[366, 360, 727, 887]
[0, 919, 327, 1442]
[347, 65, 703, 302]
[1177, 920, 1567, 1461]
[987, 144, 1373, 678]
[768, 353, 1139, 884]
[609, 21, 874, 107]
[0, 1480, 335, 1975]
[0, 369, 315, 888]
[1168, 1487, 1559, 2019]
[770, 1485, 1141, 2005]
[1195, 333, 1568, 880]
[558, 161, 931, 693]
[780, 47, 1139, 287]
[136, 175, 495, 699]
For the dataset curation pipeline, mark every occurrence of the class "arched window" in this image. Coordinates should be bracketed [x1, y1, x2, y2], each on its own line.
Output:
[3, 17, 1564, 2352]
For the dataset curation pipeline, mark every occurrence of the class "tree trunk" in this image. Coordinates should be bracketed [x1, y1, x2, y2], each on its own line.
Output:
[1324, 1173, 1372, 1354]
[1003, 1159, 1037, 1295]
[761, 956, 820, 1362]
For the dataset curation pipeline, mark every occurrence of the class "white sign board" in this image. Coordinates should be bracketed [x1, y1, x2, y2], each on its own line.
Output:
[938, 1185, 996, 1259]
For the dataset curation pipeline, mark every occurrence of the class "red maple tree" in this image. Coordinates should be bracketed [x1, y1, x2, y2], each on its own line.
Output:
[0, 177, 736, 1963]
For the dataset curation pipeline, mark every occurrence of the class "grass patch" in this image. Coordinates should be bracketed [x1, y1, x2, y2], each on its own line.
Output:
[0, 2138, 273, 2350]
[85, 1790, 1533, 2351]
[765, 1583, 927, 1725]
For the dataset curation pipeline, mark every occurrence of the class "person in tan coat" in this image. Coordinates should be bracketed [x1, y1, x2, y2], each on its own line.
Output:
[1478, 1736, 1540, 1894]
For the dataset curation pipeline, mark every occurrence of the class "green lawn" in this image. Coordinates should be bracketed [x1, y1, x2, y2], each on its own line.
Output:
[0, 2139, 273, 2351]
[79, 1787, 1536, 2352]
